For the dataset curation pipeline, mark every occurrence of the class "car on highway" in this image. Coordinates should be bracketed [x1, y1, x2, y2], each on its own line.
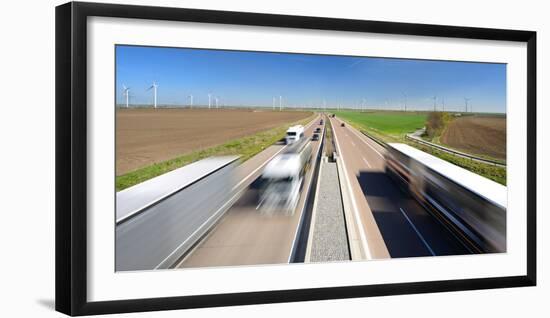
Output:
[319, 119, 324, 125]
[341, 122, 345, 127]
[311, 133, 320, 141]
[315, 127, 321, 133]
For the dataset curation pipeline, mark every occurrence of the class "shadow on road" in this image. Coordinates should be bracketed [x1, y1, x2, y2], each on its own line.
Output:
[355, 171, 431, 258]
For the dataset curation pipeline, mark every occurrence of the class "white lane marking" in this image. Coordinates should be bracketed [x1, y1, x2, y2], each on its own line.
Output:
[362, 157, 371, 168]
[175, 115, 321, 268]
[159, 183, 247, 269]
[399, 207, 436, 256]
[256, 196, 265, 210]
[232, 115, 320, 191]
[331, 118, 373, 260]
[342, 119, 384, 159]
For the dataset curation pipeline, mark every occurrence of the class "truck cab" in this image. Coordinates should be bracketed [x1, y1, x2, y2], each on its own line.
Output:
[285, 125, 305, 144]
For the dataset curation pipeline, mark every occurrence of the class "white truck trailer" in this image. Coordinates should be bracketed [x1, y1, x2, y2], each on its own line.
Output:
[259, 139, 312, 214]
[385, 143, 506, 253]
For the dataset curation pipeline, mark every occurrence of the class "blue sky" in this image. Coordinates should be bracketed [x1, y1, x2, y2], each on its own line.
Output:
[116, 45, 506, 113]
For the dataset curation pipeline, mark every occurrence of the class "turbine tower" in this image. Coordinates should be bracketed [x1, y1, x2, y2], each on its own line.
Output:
[147, 82, 158, 108]
[401, 92, 407, 112]
[273, 97, 276, 110]
[122, 85, 130, 108]
[432, 95, 437, 112]
[208, 93, 212, 109]
[279, 95, 282, 111]
[188, 94, 193, 108]
[464, 97, 471, 113]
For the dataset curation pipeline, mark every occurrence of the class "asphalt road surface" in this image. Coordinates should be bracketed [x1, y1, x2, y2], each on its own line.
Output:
[330, 117, 469, 258]
[178, 115, 323, 268]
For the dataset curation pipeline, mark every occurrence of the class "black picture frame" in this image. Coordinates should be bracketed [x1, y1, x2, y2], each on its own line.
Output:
[55, 1, 537, 316]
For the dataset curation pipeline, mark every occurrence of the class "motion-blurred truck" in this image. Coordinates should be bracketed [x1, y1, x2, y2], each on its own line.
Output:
[384, 143, 506, 253]
[259, 139, 312, 214]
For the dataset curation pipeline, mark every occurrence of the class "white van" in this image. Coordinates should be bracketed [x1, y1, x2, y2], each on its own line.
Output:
[285, 125, 305, 144]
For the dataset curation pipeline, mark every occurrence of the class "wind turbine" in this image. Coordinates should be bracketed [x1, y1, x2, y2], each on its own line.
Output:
[147, 82, 158, 108]
[401, 92, 407, 112]
[273, 97, 276, 110]
[464, 97, 471, 113]
[122, 85, 130, 108]
[188, 94, 193, 108]
[279, 95, 282, 111]
[432, 95, 437, 112]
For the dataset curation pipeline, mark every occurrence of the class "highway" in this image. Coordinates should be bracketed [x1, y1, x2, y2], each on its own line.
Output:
[329, 116, 469, 258]
[117, 112, 473, 271]
[177, 115, 323, 268]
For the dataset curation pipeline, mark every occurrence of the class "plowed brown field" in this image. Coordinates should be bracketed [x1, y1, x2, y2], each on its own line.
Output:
[440, 115, 506, 160]
[116, 108, 311, 175]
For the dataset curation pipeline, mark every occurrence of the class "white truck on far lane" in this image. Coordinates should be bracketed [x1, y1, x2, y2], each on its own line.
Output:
[285, 125, 305, 144]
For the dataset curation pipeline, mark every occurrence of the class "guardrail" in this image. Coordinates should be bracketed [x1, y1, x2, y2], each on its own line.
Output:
[117, 115, 323, 271]
[405, 134, 506, 167]
[359, 130, 388, 149]
[347, 121, 505, 168]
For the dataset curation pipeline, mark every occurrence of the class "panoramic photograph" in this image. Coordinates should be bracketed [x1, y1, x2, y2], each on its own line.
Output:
[114, 45, 507, 272]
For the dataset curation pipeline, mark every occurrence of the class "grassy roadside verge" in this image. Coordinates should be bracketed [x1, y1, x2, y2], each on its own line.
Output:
[406, 143, 506, 185]
[334, 111, 506, 185]
[116, 114, 315, 191]
[323, 117, 335, 160]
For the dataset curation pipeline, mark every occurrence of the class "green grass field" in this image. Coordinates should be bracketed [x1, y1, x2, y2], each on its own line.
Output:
[333, 110, 506, 185]
[334, 111, 427, 137]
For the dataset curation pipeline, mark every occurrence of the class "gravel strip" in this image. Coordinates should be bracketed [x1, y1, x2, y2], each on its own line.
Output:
[310, 161, 350, 262]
